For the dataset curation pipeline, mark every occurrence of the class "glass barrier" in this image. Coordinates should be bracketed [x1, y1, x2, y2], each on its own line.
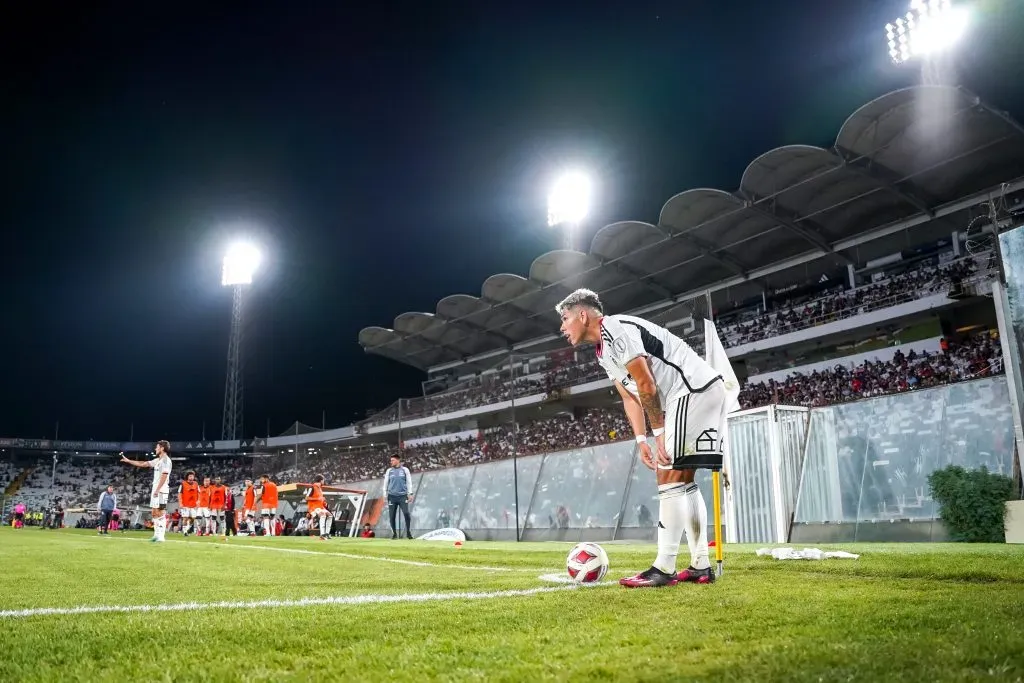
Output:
[519, 441, 640, 542]
[407, 467, 475, 532]
[455, 455, 544, 536]
[794, 377, 1017, 537]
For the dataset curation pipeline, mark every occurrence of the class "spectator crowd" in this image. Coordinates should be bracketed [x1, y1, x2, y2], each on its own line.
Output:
[360, 254, 992, 425]
[738, 332, 1002, 409]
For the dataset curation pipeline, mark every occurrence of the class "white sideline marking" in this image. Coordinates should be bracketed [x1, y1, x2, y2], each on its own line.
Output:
[91, 535, 549, 573]
[0, 586, 578, 620]
[537, 573, 617, 586]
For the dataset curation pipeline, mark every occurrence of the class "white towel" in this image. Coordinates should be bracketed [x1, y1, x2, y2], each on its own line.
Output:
[756, 547, 860, 560]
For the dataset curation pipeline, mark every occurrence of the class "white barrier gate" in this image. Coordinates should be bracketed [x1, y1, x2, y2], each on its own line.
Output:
[724, 405, 808, 544]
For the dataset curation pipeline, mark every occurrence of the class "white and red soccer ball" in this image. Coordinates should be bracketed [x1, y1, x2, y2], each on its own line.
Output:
[566, 542, 609, 584]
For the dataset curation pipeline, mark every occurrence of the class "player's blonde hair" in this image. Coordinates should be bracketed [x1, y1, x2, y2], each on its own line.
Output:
[555, 288, 603, 316]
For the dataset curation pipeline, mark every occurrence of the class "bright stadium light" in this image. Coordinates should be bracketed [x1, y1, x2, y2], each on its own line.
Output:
[547, 171, 592, 250]
[220, 240, 261, 441]
[222, 241, 261, 286]
[886, 0, 970, 65]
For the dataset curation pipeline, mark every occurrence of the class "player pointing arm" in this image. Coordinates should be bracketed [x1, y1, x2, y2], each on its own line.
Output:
[557, 288, 733, 587]
[121, 440, 173, 543]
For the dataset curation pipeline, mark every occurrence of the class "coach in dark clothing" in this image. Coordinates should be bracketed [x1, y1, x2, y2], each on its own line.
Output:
[382, 455, 414, 539]
[224, 488, 237, 536]
[97, 487, 117, 534]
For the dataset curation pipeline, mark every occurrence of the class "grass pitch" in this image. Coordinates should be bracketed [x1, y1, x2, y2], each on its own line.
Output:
[1, 528, 1023, 682]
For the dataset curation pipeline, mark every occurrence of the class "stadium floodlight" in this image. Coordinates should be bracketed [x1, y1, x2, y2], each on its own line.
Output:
[222, 241, 261, 286]
[886, 0, 970, 65]
[547, 171, 592, 251]
[221, 240, 261, 441]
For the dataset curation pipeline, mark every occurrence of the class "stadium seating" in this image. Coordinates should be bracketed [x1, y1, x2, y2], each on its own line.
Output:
[359, 253, 993, 426]
[739, 331, 1002, 409]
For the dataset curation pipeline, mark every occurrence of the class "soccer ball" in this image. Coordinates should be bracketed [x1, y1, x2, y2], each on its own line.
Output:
[566, 542, 609, 584]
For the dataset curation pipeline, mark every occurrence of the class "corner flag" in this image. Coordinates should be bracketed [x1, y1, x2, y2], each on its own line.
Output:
[704, 319, 740, 413]
[703, 317, 738, 579]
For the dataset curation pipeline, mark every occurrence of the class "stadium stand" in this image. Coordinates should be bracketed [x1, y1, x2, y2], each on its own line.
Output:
[356, 250, 995, 426]
[739, 330, 1003, 409]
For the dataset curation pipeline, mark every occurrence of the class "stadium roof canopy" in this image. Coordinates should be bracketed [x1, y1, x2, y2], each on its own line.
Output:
[359, 86, 1024, 371]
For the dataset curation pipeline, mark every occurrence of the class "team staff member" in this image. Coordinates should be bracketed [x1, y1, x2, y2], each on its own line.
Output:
[223, 484, 237, 537]
[382, 455, 414, 540]
[97, 486, 117, 535]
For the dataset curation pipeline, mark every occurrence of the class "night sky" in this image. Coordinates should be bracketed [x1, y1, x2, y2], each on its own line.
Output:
[2, 1, 1023, 442]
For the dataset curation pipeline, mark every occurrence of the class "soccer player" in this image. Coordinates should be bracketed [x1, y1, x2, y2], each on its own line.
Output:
[556, 288, 737, 587]
[242, 479, 257, 535]
[306, 474, 332, 540]
[208, 477, 227, 536]
[256, 474, 279, 536]
[177, 471, 200, 536]
[120, 441, 173, 543]
[198, 477, 212, 536]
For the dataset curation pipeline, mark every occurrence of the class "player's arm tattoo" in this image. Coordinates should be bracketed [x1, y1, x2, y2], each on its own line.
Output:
[625, 356, 664, 429]
[638, 389, 664, 430]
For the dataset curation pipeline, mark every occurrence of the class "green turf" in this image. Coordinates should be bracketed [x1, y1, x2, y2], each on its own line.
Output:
[1, 528, 1023, 682]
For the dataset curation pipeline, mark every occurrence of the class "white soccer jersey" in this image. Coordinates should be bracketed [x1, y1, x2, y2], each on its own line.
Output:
[596, 314, 721, 404]
[149, 455, 172, 495]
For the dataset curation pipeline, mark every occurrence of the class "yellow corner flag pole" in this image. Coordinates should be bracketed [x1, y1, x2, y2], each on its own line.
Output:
[712, 470, 724, 577]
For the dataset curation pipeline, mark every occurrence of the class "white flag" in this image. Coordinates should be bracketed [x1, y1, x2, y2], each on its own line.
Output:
[704, 319, 741, 413]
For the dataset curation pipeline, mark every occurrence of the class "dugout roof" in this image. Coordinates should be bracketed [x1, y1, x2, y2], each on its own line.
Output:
[359, 85, 1024, 370]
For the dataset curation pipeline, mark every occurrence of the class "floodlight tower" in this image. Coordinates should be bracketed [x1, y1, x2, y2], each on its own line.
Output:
[885, 0, 970, 65]
[221, 242, 261, 441]
[547, 171, 592, 251]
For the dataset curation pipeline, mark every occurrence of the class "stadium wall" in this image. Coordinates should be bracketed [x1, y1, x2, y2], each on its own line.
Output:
[346, 376, 1018, 544]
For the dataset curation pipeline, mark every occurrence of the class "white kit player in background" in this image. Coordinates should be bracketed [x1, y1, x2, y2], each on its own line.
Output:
[556, 288, 739, 588]
[121, 440, 173, 543]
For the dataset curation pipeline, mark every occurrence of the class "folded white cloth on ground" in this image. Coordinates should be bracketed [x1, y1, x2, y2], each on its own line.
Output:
[756, 547, 860, 560]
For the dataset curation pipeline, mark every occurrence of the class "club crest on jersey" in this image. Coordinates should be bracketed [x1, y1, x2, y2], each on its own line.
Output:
[612, 337, 627, 354]
[696, 429, 720, 453]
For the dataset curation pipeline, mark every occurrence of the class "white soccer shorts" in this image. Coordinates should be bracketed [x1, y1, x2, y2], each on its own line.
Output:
[179, 507, 196, 518]
[661, 378, 729, 471]
[211, 509, 225, 519]
[198, 507, 210, 518]
[244, 509, 255, 518]
[149, 491, 169, 509]
[261, 507, 277, 517]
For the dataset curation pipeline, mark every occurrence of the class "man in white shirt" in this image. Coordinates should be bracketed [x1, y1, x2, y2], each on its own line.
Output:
[557, 288, 737, 587]
[121, 440, 173, 543]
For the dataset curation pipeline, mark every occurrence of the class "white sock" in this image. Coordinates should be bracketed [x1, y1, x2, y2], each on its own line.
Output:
[155, 516, 166, 540]
[653, 483, 688, 574]
[263, 518, 270, 535]
[247, 519, 255, 534]
[682, 483, 710, 570]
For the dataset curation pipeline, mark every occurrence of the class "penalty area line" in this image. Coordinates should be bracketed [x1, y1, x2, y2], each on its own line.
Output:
[0, 586, 578, 620]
